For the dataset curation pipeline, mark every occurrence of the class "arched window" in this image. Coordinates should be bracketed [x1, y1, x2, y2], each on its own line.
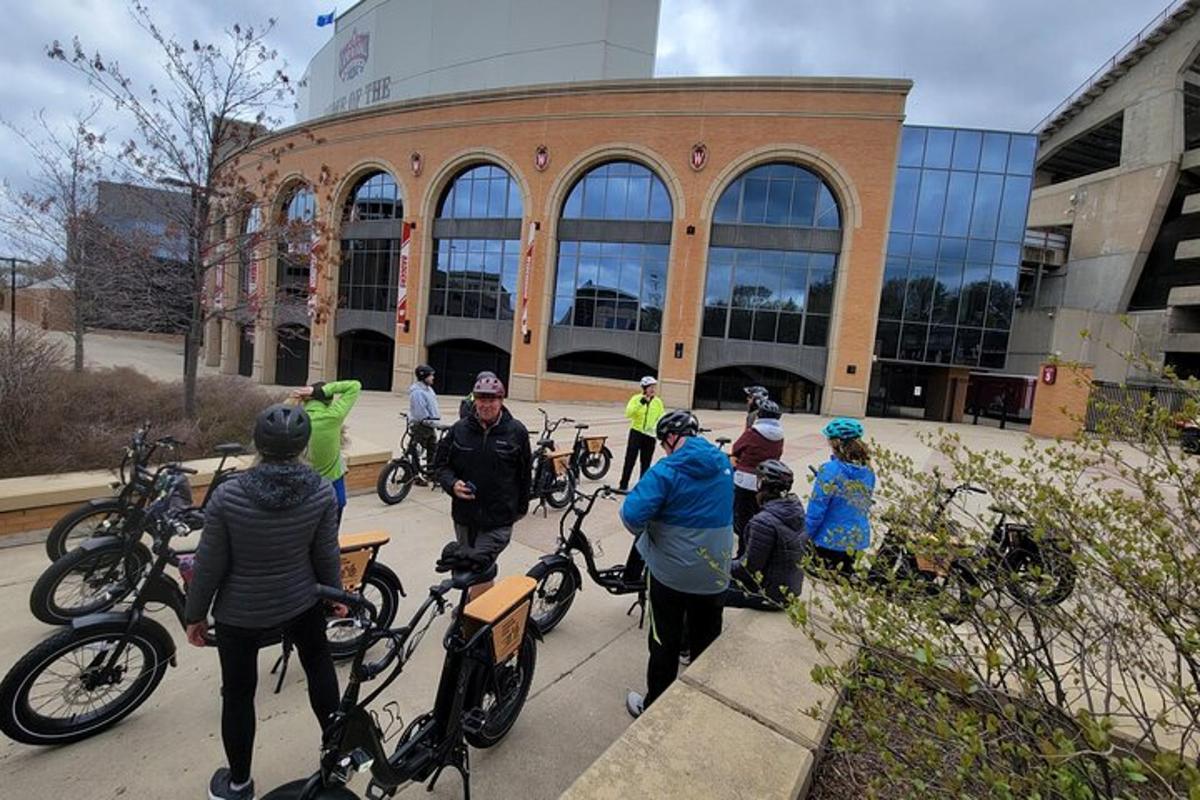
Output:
[552, 161, 671, 335]
[702, 164, 841, 347]
[430, 164, 523, 321]
[239, 203, 262, 298]
[339, 171, 403, 314]
[276, 184, 315, 301]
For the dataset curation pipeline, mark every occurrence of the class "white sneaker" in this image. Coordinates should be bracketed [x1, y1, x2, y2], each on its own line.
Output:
[625, 690, 645, 719]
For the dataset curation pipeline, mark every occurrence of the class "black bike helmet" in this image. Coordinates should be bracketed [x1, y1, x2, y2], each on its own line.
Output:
[254, 403, 311, 460]
[655, 409, 700, 442]
[756, 399, 782, 420]
[743, 385, 768, 400]
[756, 459, 794, 494]
[415, 364, 435, 381]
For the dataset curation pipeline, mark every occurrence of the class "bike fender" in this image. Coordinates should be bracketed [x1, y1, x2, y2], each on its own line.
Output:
[74, 535, 127, 554]
[140, 573, 188, 624]
[526, 553, 583, 595]
[71, 612, 178, 663]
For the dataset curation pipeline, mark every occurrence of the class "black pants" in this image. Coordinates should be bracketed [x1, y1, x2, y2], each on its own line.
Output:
[732, 486, 759, 558]
[645, 574, 724, 707]
[619, 429, 656, 490]
[215, 603, 340, 784]
[813, 545, 856, 576]
[411, 425, 437, 471]
[723, 585, 781, 611]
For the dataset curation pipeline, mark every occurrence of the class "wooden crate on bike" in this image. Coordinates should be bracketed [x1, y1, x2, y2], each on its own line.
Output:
[548, 452, 572, 477]
[463, 575, 536, 664]
[337, 531, 390, 592]
[583, 436, 607, 454]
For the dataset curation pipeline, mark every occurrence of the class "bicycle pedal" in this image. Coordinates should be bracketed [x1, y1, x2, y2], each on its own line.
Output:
[365, 781, 396, 800]
[461, 708, 487, 736]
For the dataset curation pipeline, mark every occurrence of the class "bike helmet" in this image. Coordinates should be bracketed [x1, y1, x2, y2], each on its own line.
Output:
[254, 403, 311, 460]
[743, 385, 769, 400]
[756, 459, 794, 493]
[640, 376, 658, 388]
[415, 364, 435, 381]
[822, 417, 865, 441]
[655, 409, 700, 442]
[472, 372, 505, 398]
[755, 399, 782, 420]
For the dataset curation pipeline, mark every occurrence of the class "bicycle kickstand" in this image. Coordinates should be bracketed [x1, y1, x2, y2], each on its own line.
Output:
[271, 637, 293, 694]
[626, 592, 647, 629]
[426, 743, 471, 800]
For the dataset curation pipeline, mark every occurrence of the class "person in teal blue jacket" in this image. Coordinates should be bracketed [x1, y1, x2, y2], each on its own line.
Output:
[806, 417, 875, 575]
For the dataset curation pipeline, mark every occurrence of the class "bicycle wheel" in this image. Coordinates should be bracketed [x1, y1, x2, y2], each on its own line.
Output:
[580, 447, 612, 481]
[30, 539, 150, 625]
[376, 459, 415, 505]
[45, 498, 129, 561]
[465, 628, 536, 749]
[1003, 541, 1077, 608]
[326, 563, 403, 660]
[545, 468, 575, 510]
[526, 561, 578, 635]
[0, 619, 172, 745]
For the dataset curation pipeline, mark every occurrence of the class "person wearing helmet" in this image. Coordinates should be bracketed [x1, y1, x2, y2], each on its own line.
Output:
[434, 372, 532, 568]
[807, 417, 875, 575]
[729, 398, 785, 555]
[743, 385, 769, 429]
[184, 404, 341, 800]
[293, 378, 362, 522]
[408, 364, 440, 476]
[619, 375, 665, 491]
[725, 459, 808, 610]
[458, 370, 497, 420]
[619, 409, 734, 718]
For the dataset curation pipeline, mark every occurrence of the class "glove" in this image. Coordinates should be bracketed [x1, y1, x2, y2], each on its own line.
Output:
[639, 397, 649, 405]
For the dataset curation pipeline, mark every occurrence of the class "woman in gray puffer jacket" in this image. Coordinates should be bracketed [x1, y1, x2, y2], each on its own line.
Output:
[725, 459, 808, 610]
[184, 403, 341, 800]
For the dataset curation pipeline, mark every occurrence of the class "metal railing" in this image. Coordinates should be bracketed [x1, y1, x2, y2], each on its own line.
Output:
[1085, 381, 1197, 436]
[1033, 0, 1194, 134]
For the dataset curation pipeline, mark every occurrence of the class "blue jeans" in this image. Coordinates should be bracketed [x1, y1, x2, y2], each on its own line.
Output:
[332, 476, 346, 524]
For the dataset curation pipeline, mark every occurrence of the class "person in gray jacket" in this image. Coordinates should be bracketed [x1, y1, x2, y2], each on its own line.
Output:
[408, 364, 440, 473]
[184, 403, 341, 800]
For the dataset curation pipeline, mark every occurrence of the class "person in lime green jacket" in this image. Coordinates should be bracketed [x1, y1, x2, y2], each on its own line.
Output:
[294, 379, 361, 521]
[619, 376, 665, 491]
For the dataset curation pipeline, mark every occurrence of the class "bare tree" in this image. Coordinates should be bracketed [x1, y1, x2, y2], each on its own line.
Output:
[46, 1, 332, 416]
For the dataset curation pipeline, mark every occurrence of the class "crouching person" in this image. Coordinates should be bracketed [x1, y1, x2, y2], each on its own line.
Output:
[725, 459, 808, 610]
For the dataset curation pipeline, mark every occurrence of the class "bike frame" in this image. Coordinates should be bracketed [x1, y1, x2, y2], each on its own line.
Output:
[536, 487, 637, 596]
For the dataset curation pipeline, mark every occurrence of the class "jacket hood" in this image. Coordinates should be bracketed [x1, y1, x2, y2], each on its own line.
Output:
[669, 436, 733, 480]
[759, 496, 806, 529]
[751, 418, 785, 442]
[240, 462, 324, 510]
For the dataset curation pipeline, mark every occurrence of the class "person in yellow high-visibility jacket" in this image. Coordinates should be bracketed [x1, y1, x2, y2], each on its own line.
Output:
[619, 376, 665, 490]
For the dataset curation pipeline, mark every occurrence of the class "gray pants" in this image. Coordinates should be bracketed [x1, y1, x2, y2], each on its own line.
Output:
[454, 522, 513, 564]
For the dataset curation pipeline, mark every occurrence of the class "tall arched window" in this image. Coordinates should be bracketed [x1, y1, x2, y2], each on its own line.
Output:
[276, 184, 315, 302]
[339, 171, 402, 314]
[429, 164, 523, 321]
[702, 164, 841, 347]
[552, 161, 671, 335]
[239, 203, 262, 299]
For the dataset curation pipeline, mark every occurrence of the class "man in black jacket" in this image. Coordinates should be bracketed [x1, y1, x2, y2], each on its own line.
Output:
[184, 403, 342, 800]
[434, 372, 532, 566]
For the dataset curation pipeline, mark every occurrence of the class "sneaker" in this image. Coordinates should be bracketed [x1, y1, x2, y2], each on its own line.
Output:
[625, 690, 645, 719]
[209, 768, 255, 800]
[679, 649, 692, 666]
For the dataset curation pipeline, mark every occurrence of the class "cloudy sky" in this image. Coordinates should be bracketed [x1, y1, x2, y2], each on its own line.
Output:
[0, 0, 1174, 193]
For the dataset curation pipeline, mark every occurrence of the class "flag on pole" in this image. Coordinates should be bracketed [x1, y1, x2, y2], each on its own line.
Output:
[395, 222, 411, 325]
[214, 258, 225, 311]
[520, 222, 537, 338]
[316, 10, 336, 27]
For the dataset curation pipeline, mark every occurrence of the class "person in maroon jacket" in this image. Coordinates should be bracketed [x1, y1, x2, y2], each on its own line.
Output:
[730, 399, 784, 557]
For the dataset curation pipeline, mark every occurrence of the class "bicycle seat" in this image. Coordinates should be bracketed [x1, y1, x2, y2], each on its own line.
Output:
[214, 443, 246, 457]
[989, 503, 1020, 516]
[451, 563, 499, 591]
[537, 438, 554, 448]
[435, 423, 454, 432]
[574, 423, 589, 430]
[716, 437, 732, 446]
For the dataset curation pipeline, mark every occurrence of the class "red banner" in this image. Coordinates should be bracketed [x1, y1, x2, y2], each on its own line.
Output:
[396, 221, 411, 325]
[520, 222, 537, 338]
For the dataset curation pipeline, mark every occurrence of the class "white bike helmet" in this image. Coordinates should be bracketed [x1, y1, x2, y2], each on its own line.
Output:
[640, 376, 658, 388]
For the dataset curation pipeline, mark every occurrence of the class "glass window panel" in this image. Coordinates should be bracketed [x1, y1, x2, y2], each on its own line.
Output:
[880, 263, 907, 320]
[980, 330, 1010, 369]
[808, 269, 834, 314]
[927, 326, 956, 364]
[994, 241, 1020, 266]
[580, 240, 601, 258]
[815, 184, 840, 229]
[486, 178, 508, 217]
[933, 263, 963, 325]
[728, 308, 753, 339]
[891, 168, 921, 233]
[752, 310, 778, 342]
[617, 301, 640, 331]
[789, 179, 817, 227]
[639, 304, 662, 333]
[479, 291, 498, 319]
[969, 174, 1004, 239]
[888, 233, 912, 257]
[508, 180, 522, 218]
[446, 290, 464, 316]
[703, 306, 727, 337]
[742, 178, 768, 224]
[1007, 135, 1037, 175]
[777, 312, 802, 344]
[618, 261, 641, 300]
[959, 264, 991, 326]
[563, 186, 583, 218]
[939, 237, 967, 262]
[552, 295, 574, 325]
[705, 259, 733, 305]
[470, 179, 489, 218]
[604, 175, 629, 218]
[649, 179, 671, 220]
[554, 253, 576, 296]
[765, 179, 792, 225]
[904, 271, 934, 322]
[899, 128, 926, 168]
[997, 175, 1032, 242]
[980, 132, 1010, 172]
[943, 171, 977, 237]
[875, 320, 900, 359]
[779, 266, 807, 311]
[915, 170, 949, 235]
[429, 289, 446, 315]
[627, 177, 650, 218]
[912, 235, 940, 260]
[966, 239, 994, 263]
[594, 299, 617, 328]
[582, 177, 605, 218]
[803, 315, 830, 347]
[924, 129, 955, 168]
[953, 327, 983, 366]
[576, 253, 599, 288]
[714, 185, 739, 222]
[986, 266, 1018, 330]
[952, 130, 982, 171]
[899, 323, 929, 360]
[810, 252, 836, 270]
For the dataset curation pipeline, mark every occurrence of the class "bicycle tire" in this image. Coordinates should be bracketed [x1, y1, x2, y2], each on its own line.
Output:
[30, 539, 150, 625]
[1003, 540, 1077, 608]
[464, 628, 536, 749]
[579, 447, 612, 481]
[44, 498, 129, 561]
[327, 563, 403, 660]
[525, 560, 578, 635]
[0, 619, 172, 745]
[545, 468, 575, 510]
[376, 459, 415, 505]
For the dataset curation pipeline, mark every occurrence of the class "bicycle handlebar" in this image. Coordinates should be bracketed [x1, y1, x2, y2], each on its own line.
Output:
[317, 585, 379, 621]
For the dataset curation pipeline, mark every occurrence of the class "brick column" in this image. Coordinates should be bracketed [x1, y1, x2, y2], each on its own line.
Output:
[1029, 363, 1094, 439]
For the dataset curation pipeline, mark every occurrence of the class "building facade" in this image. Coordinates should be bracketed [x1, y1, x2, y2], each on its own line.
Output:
[208, 77, 911, 414]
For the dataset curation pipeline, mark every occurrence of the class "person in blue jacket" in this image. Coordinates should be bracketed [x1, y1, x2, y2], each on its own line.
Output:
[619, 409, 734, 718]
[807, 417, 875, 575]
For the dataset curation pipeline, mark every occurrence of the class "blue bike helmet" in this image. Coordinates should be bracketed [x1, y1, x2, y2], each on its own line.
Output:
[822, 417, 864, 441]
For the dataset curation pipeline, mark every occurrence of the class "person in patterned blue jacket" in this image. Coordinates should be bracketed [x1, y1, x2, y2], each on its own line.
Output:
[619, 409, 734, 718]
[807, 417, 876, 575]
